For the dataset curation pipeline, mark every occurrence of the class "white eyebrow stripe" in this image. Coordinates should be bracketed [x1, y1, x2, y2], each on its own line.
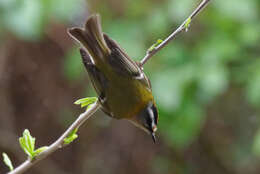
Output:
[148, 107, 154, 120]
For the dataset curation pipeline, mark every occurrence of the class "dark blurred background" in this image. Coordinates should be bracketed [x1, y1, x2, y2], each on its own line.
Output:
[1, 0, 260, 173]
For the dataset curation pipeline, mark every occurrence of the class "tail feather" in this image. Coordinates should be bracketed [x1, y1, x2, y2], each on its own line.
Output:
[68, 14, 110, 61]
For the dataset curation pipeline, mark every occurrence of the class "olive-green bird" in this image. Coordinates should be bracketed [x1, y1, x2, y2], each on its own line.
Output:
[68, 14, 158, 142]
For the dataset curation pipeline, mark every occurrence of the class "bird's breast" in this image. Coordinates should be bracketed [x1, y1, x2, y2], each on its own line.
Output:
[104, 74, 153, 119]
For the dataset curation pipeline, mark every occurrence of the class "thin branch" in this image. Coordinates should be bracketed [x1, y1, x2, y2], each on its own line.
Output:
[140, 0, 210, 66]
[8, 102, 101, 174]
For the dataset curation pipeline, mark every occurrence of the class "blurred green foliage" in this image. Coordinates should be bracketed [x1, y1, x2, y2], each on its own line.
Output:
[1, 0, 260, 172]
[64, 47, 85, 81]
[0, 0, 84, 40]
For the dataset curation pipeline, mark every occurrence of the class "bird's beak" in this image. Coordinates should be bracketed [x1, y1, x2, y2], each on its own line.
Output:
[151, 132, 156, 143]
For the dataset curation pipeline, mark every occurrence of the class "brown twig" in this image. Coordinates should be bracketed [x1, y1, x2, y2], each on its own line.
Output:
[7, 102, 101, 174]
[140, 0, 211, 66]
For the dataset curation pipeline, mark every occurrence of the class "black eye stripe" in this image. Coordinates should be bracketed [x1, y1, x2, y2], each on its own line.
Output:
[140, 103, 158, 131]
[145, 107, 156, 130]
[151, 105, 158, 124]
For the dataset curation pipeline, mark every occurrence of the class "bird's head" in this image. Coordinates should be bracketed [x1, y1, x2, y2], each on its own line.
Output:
[129, 102, 158, 143]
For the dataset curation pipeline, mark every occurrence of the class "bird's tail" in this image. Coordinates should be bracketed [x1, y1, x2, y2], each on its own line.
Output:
[68, 14, 110, 61]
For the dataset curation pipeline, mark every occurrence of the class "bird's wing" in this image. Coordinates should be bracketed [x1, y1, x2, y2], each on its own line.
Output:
[103, 33, 141, 77]
[79, 48, 108, 101]
[80, 48, 114, 117]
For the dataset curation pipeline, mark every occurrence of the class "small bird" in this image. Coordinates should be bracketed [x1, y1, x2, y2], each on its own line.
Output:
[68, 14, 158, 142]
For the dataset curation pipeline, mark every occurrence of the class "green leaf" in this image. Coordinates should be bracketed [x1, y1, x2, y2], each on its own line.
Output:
[19, 137, 32, 158]
[184, 17, 191, 32]
[34, 146, 48, 156]
[64, 134, 78, 145]
[19, 129, 48, 159]
[148, 39, 163, 52]
[64, 128, 78, 145]
[74, 97, 98, 108]
[2, 153, 13, 171]
[19, 129, 36, 159]
[25, 129, 35, 154]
